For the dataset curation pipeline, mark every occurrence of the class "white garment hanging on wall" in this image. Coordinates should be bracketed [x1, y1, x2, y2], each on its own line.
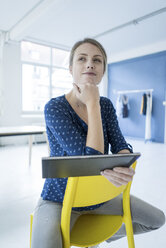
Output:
[116, 94, 123, 117]
[145, 93, 152, 141]
[116, 94, 129, 118]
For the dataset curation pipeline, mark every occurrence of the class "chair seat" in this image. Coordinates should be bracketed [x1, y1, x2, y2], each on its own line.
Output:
[71, 214, 123, 247]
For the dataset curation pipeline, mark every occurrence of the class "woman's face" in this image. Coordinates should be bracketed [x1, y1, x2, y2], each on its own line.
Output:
[70, 43, 104, 85]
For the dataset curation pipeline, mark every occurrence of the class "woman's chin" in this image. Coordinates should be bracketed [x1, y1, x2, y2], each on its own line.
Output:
[79, 79, 98, 85]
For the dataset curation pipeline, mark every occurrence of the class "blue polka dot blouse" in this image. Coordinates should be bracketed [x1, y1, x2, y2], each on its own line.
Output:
[41, 94, 132, 211]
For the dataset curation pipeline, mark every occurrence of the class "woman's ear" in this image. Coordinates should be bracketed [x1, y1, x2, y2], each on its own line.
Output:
[69, 66, 73, 75]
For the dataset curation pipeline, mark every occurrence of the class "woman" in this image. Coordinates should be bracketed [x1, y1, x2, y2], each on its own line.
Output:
[31, 38, 165, 248]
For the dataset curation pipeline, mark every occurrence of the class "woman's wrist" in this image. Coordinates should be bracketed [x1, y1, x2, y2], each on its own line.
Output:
[86, 100, 100, 111]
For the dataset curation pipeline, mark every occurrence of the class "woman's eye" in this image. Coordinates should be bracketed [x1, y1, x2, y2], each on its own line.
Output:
[78, 57, 85, 61]
[94, 58, 102, 63]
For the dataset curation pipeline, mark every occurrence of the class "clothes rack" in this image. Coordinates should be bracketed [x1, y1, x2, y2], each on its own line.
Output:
[114, 89, 154, 142]
[116, 89, 153, 94]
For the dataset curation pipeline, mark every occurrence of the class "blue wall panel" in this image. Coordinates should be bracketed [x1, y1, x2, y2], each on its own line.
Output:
[108, 51, 166, 143]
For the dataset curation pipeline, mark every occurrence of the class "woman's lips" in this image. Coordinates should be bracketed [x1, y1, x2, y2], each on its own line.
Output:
[83, 72, 96, 76]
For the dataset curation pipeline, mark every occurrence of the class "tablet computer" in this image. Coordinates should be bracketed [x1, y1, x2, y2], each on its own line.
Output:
[42, 152, 141, 178]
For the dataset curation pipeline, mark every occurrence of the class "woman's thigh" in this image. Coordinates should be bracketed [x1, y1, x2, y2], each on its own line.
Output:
[31, 198, 81, 248]
[31, 198, 63, 248]
[81, 194, 165, 243]
[84, 194, 165, 231]
[130, 195, 165, 230]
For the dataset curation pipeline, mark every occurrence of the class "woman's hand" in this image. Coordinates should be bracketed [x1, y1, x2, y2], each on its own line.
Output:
[100, 167, 135, 187]
[73, 82, 100, 106]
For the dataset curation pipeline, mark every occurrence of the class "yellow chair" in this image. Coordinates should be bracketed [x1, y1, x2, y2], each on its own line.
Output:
[30, 162, 137, 248]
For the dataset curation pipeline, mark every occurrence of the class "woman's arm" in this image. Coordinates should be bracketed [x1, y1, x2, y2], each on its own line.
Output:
[118, 149, 130, 154]
[86, 101, 104, 154]
[73, 82, 104, 154]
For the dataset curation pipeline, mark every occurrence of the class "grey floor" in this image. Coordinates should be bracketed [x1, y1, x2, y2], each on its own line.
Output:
[0, 138, 166, 248]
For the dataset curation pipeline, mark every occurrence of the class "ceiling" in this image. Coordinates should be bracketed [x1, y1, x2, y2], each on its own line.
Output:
[0, 0, 166, 58]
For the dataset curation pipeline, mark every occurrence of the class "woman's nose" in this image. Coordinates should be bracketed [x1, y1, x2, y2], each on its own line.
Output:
[86, 59, 95, 69]
[86, 61, 95, 69]
[87, 65, 94, 69]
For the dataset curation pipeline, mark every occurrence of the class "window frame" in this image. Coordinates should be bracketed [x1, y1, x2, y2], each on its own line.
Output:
[21, 41, 71, 115]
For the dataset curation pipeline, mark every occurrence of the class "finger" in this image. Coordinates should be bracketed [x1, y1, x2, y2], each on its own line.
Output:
[110, 180, 122, 187]
[85, 82, 97, 87]
[76, 83, 84, 88]
[106, 172, 132, 184]
[113, 167, 135, 176]
[102, 170, 133, 183]
[73, 83, 81, 93]
[101, 173, 128, 187]
[101, 173, 121, 186]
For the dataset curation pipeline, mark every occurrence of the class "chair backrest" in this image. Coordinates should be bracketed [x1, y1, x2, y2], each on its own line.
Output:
[72, 175, 126, 207]
[65, 161, 137, 208]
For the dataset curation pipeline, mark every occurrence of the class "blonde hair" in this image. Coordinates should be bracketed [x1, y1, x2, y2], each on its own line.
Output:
[69, 38, 107, 73]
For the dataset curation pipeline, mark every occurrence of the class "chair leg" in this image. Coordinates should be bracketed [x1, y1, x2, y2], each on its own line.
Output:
[30, 214, 33, 248]
[125, 220, 135, 248]
[126, 234, 135, 248]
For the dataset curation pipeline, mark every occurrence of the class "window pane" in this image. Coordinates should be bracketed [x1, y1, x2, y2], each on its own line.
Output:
[52, 88, 70, 98]
[52, 48, 69, 68]
[52, 68, 73, 97]
[21, 41, 50, 65]
[22, 64, 49, 111]
[52, 68, 72, 87]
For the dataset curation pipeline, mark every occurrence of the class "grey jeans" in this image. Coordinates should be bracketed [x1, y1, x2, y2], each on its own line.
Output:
[31, 195, 165, 248]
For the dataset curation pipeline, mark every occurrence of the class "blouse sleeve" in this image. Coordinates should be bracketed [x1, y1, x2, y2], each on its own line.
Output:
[106, 99, 133, 154]
[44, 100, 103, 156]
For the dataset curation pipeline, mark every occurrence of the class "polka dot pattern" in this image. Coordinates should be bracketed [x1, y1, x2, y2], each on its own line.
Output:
[41, 94, 132, 211]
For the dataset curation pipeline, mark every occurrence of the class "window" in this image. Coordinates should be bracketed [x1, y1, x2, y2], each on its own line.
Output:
[21, 41, 72, 112]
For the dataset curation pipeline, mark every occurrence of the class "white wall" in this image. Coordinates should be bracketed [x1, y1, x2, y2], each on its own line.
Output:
[108, 40, 166, 63]
[0, 42, 44, 145]
[0, 32, 4, 117]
